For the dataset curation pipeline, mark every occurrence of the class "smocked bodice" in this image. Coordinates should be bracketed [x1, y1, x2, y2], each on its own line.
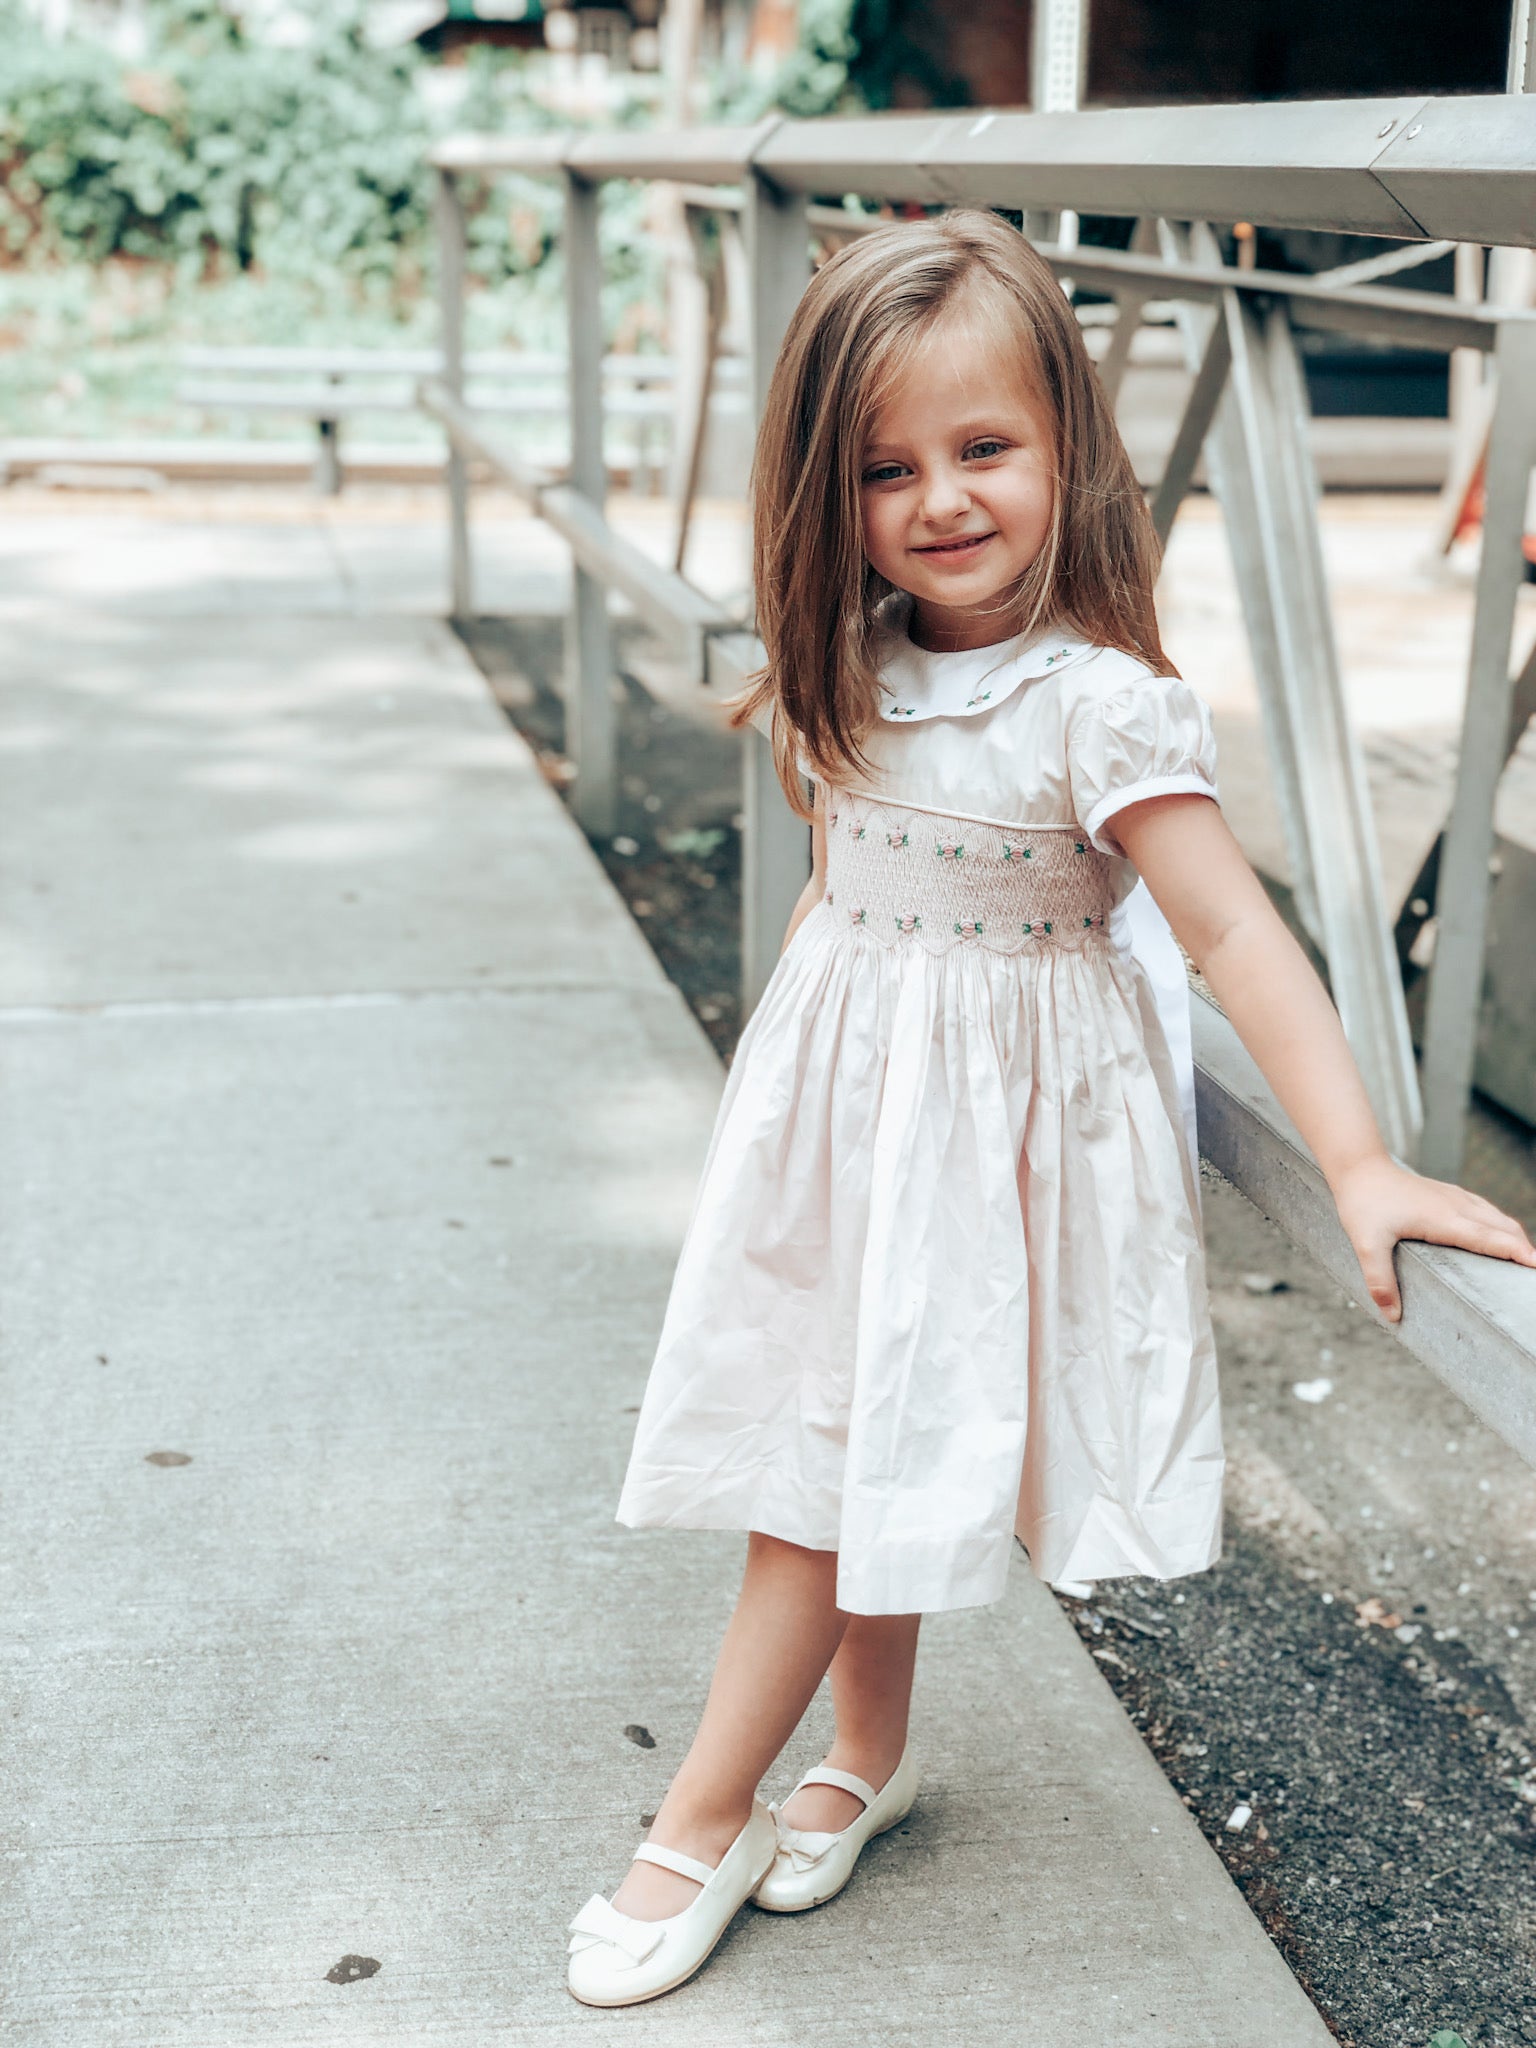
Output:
[822, 788, 1117, 957]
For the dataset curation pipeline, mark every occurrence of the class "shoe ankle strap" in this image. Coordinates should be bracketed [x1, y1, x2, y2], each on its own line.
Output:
[791, 1764, 878, 1810]
[631, 1841, 716, 1887]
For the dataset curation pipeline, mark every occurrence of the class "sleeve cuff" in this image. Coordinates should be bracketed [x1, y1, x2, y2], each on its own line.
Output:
[1083, 774, 1219, 857]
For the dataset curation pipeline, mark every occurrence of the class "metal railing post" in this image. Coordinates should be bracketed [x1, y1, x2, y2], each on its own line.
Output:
[564, 167, 619, 838]
[1419, 314, 1536, 1175]
[433, 167, 472, 620]
[740, 171, 812, 1017]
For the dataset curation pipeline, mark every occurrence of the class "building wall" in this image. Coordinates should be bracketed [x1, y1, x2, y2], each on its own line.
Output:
[849, 0, 1511, 108]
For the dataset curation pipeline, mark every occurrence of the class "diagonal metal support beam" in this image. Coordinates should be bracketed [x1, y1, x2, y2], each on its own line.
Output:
[1419, 316, 1536, 1175]
[1313, 239, 1454, 290]
[1394, 637, 1536, 979]
[1157, 220, 1420, 1157]
[1150, 309, 1231, 550]
[1158, 221, 1323, 948]
[1220, 286, 1422, 1156]
[1092, 217, 1160, 410]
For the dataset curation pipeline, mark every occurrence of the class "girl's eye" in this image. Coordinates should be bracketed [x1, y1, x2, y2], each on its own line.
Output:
[861, 462, 907, 485]
[965, 438, 1009, 460]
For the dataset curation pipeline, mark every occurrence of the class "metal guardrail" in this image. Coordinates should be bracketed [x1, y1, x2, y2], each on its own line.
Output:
[423, 96, 1536, 1187]
[424, 92, 1536, 1204]
[1193, 993, 1536, 1460]
[422, 92, 1536, 1465]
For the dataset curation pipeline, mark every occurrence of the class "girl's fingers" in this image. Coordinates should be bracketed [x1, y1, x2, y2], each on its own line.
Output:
[1456, 1193, 1529, 1238]
[1429, 1182, 1534, 1249]
[1439, 1218, 1536, 1264]
[1403, 1204, 1536, 1267]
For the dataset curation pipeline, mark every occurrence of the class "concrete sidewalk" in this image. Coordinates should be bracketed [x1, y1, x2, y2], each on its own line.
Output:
[0, 523, 1333, 2044]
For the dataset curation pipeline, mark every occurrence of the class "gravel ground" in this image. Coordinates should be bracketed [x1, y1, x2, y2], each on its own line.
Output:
[461, 616, 747, 1061]
[463, 614, 1536, 2048]
[1062, 1169, 1536, 2048]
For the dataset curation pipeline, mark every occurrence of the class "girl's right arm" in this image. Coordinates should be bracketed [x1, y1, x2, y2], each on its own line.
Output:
[780, 779, 828, 955]
[1114, 790, 1536, 1321]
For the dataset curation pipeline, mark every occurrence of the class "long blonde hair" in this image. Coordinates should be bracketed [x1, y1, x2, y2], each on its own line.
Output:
[724, 208, 1175, 821]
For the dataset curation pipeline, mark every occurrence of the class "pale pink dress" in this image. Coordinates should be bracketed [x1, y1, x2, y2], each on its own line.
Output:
[616, 613, 1227, 1614]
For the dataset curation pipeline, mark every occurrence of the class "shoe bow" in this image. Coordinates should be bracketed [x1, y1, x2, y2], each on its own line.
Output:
[566, 1893, 666, 1966]
[766, 1800, 845, 1873]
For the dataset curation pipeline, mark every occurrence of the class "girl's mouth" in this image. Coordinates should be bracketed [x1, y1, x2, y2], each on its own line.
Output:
[913, 532, 995, 559]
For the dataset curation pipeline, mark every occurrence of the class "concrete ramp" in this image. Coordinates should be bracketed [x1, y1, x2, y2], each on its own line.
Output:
[1, 536, 1332, 2044]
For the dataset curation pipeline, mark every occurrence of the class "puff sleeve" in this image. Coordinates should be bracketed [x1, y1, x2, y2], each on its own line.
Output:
[1066, 671, 1219, 857]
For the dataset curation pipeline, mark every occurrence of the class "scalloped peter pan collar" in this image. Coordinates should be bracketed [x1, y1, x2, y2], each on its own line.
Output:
[874, 610, 1096, 724]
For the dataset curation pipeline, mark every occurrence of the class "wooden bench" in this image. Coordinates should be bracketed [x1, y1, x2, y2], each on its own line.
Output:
[175, 347, 746, 494]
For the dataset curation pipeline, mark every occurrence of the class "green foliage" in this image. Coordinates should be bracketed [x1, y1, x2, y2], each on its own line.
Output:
[773, 0, 862, 116]
[0, 0, 670, 350]
[710, 0, 863, 122]
[0, 0, 875, 440]
[0, 2, 434, 283]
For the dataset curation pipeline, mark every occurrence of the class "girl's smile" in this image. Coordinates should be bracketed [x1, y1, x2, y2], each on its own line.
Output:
[910, 530, 997, 560]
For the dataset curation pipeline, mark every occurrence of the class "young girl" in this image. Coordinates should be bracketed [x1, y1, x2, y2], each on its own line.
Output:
[564, 209, 1536, 2007]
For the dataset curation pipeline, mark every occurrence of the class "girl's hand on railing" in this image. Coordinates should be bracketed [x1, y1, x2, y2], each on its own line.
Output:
[1329, 1154, 1536, 1322]
[1117, 793, 1536, 1323]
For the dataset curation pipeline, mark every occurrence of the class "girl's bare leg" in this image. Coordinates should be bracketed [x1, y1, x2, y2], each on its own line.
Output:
[777, 1612, 922, 1833]
[610, 1531, 849, 1920]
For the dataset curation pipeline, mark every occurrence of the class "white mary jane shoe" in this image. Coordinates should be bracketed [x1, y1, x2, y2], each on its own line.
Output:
[566, 1798, 778, 2007]
[753, 1746, 918, 1912]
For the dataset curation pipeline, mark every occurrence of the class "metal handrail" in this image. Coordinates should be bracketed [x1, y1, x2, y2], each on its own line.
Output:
[427, 92, 1536, 1190]
[429, 94, 1536, 246]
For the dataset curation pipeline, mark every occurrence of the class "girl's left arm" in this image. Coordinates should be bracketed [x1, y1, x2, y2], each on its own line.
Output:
[1113, 792, 1536, 1322]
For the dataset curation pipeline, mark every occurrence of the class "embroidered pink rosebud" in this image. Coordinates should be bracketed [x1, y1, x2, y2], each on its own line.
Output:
[895, 911, 921, 935]
[850, 906, 867, 926]
[1001, 841, 1033, 862]
[935, 840, 964, 861]
[829, 810, 840, 828]
[1082, 910, 1105, 929]
[852, 824, 867, 841]
[953, 919, 983, 939]
[887, 829, 908, 849]
[965, 689, 993, 707]
[1023, 918, 1054, 938]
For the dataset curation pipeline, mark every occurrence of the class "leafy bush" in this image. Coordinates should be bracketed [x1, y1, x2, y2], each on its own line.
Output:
[0, 2, 439, 283]
[0, 0, 870, 436]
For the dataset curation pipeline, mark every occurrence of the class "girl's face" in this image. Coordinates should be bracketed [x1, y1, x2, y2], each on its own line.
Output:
[858, 318, 1057, 654]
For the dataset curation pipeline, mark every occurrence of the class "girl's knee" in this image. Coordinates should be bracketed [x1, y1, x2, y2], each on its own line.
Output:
[746, 1529, 838, 1570]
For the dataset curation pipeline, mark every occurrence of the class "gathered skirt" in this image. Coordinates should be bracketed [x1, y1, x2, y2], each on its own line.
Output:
[616, 789, 1225, 1615]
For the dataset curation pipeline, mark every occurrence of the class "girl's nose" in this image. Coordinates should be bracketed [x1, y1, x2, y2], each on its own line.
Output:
[916, 465, 971, 524]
